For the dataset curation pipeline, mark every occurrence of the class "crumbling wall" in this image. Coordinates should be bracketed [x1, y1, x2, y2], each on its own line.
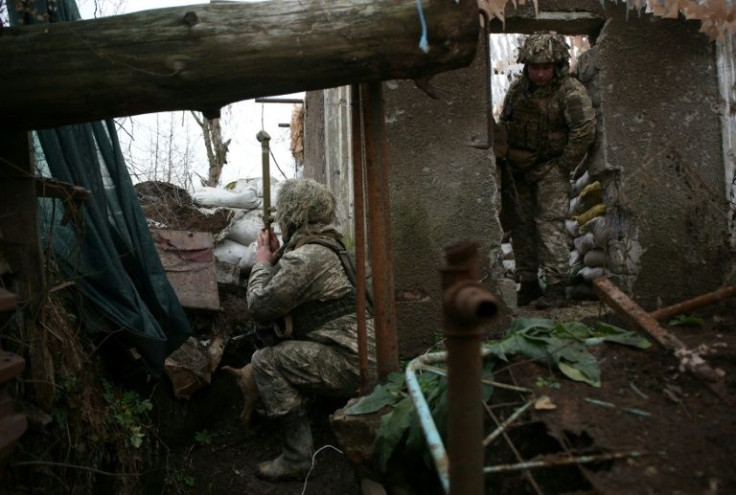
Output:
[588, 5, 733, 308]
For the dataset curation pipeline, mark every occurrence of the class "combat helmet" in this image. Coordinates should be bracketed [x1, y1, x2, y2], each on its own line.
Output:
[517, 33, 570, 65]
[275, 179, 337, 239]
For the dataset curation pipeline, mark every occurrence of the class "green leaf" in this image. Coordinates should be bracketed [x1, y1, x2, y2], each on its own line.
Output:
[376, 398, 414, 471]
[344, 384, 403, 415]
[593, 322, 651, 349]
[558, 362, 600, 387]
[508, 317, 557, 335]
[667, 315, 704, 327]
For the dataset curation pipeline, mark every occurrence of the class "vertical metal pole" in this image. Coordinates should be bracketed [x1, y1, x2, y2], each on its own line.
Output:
[361, 81, 399, 379]
[350, 84, 371, 393]
[442, 240, 498, 495]
[256, 130, 273, 228]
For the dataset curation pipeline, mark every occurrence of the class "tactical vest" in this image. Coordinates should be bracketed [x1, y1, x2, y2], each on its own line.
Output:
[503, 77, 571, 163]
[289, 236, 373, 338]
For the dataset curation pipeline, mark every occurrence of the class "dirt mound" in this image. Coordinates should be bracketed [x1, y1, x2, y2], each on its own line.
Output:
[135, 181, 231, 233]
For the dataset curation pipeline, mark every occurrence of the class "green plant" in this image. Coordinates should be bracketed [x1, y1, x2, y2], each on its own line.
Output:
[535, 376, 561, 389]
[102, 380, 153, 448]
[194, 429, 212, 445]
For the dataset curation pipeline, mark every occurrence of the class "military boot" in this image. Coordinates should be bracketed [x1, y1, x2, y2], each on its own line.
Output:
[256, 411, 314, 481]
[535, 283, 568, 310]
[517, 280, 543, 307]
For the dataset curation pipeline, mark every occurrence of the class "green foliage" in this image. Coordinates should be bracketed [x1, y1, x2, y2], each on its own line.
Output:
[102, 380, 153, 448]
[194, 429, 212, 445]
[535, 376, 561, 389]
[347, 318, 651, 472]
[667, 314, 704, 327]
[486, 318, 651, 387]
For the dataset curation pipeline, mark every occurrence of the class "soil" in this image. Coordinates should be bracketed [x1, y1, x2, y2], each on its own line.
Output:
[7, 183, 732, 495]
[156, 298, 735, 495]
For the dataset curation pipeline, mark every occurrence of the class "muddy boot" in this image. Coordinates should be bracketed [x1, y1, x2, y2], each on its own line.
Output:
[256, 411, 314, 481]
[517, 280, 543, 307]
[535, 283, 568, 310]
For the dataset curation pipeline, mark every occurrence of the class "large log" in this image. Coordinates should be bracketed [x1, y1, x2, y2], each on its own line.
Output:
[0, 0, 479, 131]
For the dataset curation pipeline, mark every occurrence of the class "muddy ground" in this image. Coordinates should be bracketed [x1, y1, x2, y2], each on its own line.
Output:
[6, 182, 732, 495]
[137, 182, 735, 494]
[155, 297, 735, 495]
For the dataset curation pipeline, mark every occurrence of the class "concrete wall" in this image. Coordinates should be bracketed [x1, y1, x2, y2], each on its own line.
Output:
[304, 3, 736, 356]
[591, 5, 733, 308]
[383, 37, 506, 355]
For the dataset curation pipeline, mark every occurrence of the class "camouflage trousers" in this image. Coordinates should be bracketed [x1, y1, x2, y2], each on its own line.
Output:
[250, 340, 362, 418]
[511, 164, 571, 286]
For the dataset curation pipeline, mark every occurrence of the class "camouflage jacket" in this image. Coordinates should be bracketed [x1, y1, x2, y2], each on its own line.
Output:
[500, 73, 596, 174]
[246, 226, 376, 359]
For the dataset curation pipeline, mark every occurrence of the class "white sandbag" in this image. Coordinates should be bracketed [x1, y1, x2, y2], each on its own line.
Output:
[565, 219, 579, 237]
[573, 232, 597, 255]
[568, 196, 586, 217]
[213, 238, 251, 265]
[579, 266, 605, 282]
[237, 241, 258, 273]
[583, 248, 606, 268]
[579, 216, 611, 247]
[571, 170, 591, 197]
[224, 209, 266, 246]
[569, 249, 582, 266]
[192, 184, 261, 209]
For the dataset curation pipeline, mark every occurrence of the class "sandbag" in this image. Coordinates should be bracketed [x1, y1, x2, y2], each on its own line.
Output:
[579, 181, 603, 207]
[193, 183, 261, 209]
[580, 216, 611, 247]
[566, 219, 580, 237]
[222, 209, 265, 246]
[573, 232, 597, 255]
[213, 238, 251, 265]
[583, 248, 606, 268]
[571, 170, 591, 197]
[579, 266, 605, 282]
[568, 196, 586, 217]
[569, 249, 583, 266]
[573, 203, 607, 225]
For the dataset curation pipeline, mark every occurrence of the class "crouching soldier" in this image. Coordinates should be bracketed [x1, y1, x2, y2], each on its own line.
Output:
[246, 178, 376, 481]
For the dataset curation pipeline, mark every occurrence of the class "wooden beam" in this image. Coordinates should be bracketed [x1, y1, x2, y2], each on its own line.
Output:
[1, 0, 479, 131]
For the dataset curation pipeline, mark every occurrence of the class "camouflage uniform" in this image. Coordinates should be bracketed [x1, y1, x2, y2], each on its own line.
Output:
[499, 34, 596, 288]
[246, 178, 376, 481]
[247, 230, 376, 417]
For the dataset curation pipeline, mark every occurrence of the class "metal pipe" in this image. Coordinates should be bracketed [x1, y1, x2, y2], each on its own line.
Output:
[361, 81, 399, 379]
[650, 285, 736, 320]
[350, 84, 370, 394]
[406, 353, 451, 493]
[254, 97, 304, 104]
[483, 450, 643, 474]
[442, 240, 499, 495]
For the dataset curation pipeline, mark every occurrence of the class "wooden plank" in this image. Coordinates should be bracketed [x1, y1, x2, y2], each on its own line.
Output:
[1, 0, 479, 131]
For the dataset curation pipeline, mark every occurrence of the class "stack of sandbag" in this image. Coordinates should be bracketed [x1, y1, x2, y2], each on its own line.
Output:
[193, 178, 283, 284]
[566, 173, 610, 300]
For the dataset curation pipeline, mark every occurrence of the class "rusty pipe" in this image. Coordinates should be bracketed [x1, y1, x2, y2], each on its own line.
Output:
[650, 285, 736, 321]
[362, 81, 399, 379]
[350, 84, 371, 394]
[442, 240, 498, 495]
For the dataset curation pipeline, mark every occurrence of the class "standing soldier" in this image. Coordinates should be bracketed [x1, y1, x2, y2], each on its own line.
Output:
[246, 178, 376, 481]
[498, 33, 596, 309]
